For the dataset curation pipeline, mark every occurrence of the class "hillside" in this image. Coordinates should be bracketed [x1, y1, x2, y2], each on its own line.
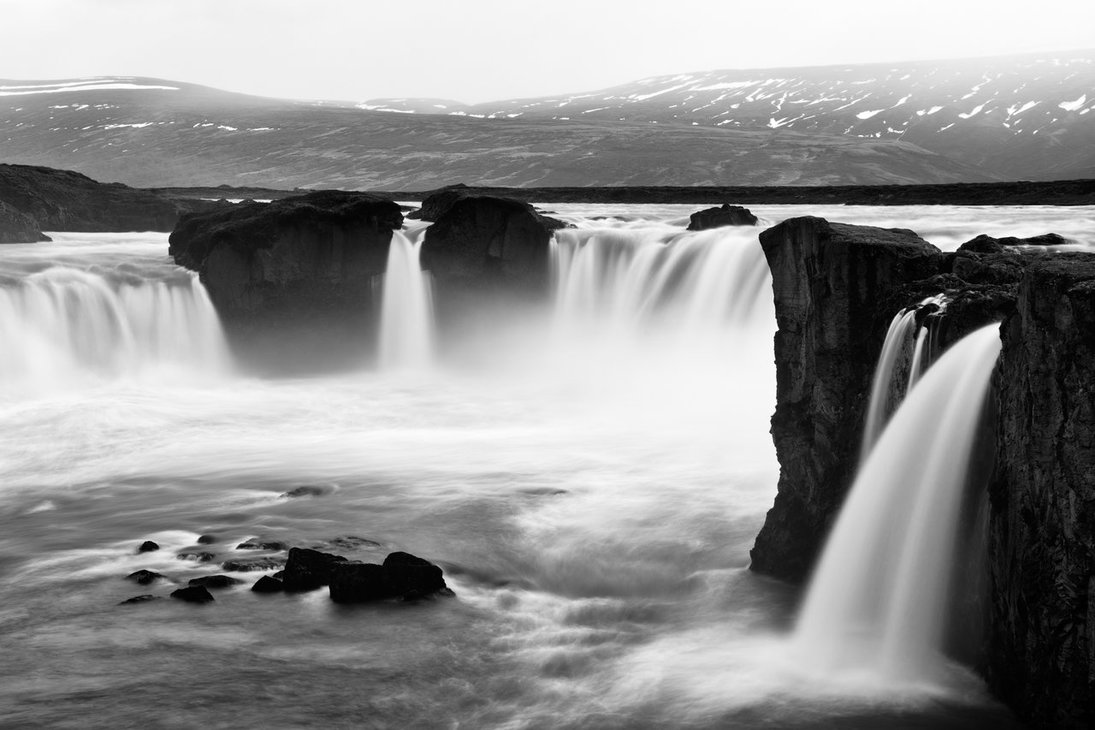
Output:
[0, 77, 989, 188]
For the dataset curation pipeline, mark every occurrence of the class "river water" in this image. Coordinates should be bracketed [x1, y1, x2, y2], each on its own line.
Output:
[2, 205, 1091, 728]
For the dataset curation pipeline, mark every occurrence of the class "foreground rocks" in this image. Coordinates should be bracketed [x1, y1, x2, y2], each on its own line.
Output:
[686, 203, 757, 230]
[330, 551, 450, 603]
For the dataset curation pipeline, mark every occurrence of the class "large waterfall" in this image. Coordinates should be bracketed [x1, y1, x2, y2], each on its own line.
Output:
[0, 264, 230, 391]
[794, 323, 1002, 683]
[378, 228, 434, 370]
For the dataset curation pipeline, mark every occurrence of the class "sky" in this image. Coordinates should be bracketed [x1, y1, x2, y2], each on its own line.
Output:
[2, 0, 1094, 103]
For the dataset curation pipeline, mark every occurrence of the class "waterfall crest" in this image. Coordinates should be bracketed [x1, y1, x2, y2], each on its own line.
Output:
[0, 266, 231, 390]
[794, 323, 1002, 683]
[378, 229, 434, 370]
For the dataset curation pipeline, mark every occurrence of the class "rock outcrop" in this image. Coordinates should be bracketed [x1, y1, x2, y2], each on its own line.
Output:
[329, 551, 450, 603]
[686, 203, 758, 230]
[0, 163, 210, 232]
[748, 217, 943, 581]
[987, 255, 1095, 729]
[420, 195, 565, 293]
[0, 200, 49, 243]
[406, 184, 471, 221]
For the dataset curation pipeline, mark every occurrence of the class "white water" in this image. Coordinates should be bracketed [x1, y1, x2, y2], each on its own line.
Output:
[860, 309, 919, 460]
[794, 324, 1003, 684]
[378, 227, 434, 370]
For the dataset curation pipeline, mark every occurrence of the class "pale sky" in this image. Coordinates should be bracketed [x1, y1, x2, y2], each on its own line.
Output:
[2, 0, 1093, 103]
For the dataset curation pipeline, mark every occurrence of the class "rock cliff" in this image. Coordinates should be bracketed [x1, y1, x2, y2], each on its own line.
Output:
[0, 200, 49, 243]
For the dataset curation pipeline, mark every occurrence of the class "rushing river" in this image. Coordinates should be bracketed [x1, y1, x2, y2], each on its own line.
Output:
[2, 205, 1092, 729]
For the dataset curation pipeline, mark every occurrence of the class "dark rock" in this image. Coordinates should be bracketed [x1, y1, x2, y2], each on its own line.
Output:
[251, 575, 285, 594]
[281, 485, 327, 499]
[0, 163, 207, 232]
[177, 551, 217, 563]
[686, 203, 758, 230]
[0, 200, 49, 243]
[328, 551, 449, 604]
[196, 534, 217, 545]
[126, 570, 166, 586]
[170, 586, 215, 604]
[136, 540, 160, 553]
[406, 184, 471, 221]
[119, 595, 159, 605]
[187, 575, 243, 589]
[314, 536, 383, 552]
[959, 233, 1070, 254]
[986, 254, 1095, 729]
[236, 540, 288, 551]
[748, 217, 944, 581]
[221, 557, 286, 572]
[420, 195, 564, 293]
[281, 547, 348, 591]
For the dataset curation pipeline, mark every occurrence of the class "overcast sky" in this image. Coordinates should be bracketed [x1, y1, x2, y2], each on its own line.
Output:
[2, 0, 1093, 103]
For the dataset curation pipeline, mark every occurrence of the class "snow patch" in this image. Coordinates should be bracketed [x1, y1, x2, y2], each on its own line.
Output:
[856, 109, 884, 120]
[1059, 94, 1087, 111]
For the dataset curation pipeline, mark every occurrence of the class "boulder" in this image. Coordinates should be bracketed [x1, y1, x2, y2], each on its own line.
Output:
[986, 255, 1095, 728]
[420, 195, 566, 293]
[170, 586, 215, 604]
[119, 595, 159, 605]
[136, 540, 160, 553]
[221, 557, 286, 572]
[196, 534, 217, 545]
[958, 233, 1070, 253]
[406, 184, 471, 221]
[251, 575, 285, 594]
[328, 551, 450, 604]
[748, 217, 943, 581]
[686, 203, 758, 230]
[126, 570, 166, 586]
[0, 200, 49, 243]
[280, 547, 348, 591]
[235, 540, 288, 551]
[187, 575, 243, 590]
[177, 551, 216, 563]
[168, 191, 404, 335]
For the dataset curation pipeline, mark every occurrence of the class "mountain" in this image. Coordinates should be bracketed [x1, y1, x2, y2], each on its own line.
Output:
[365, 51, 1095, 182]
[1, 76, 990, 189]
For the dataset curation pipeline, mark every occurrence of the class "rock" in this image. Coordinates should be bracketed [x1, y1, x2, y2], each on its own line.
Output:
[986, 254, 1095, 729]
[686, 203, 758, 230]
[406, 184, 471, 221]
[0, 162, 208, 232]
[958, 233, 1070, 253]
[280, 547, 348, 591]
[281, 485, 327, 499]
[251, 575, 285, 594]
[748, 217, 944, 581]
[187, 575, 243, 589]
[119, 595, 159, 605]
[314, 536, 383, 552]
[126, 570, 166, 586]
[328, 551, 450, 604]
[221, 557, 286, 572]
[136, 540, 160, 553]
[169, 191, 402, 321]
[236, 540, 288, 551]
[420, 195, 565, 293]
[170, 586, 215, 604]
[177, 551, 217, 563]
[0, 200, 49, 243]
[196, 534, 217, 545]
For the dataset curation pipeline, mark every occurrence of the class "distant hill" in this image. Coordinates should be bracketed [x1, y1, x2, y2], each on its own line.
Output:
[0, 76, 991, 189]
[366, 51, 1095, 182]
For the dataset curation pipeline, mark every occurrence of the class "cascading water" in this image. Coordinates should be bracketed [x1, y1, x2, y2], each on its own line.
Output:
[860, 309, 919, 460]
[378, 228, 434, 370]
[0, 265, 230, 391]
[794, 323, 1002, 683]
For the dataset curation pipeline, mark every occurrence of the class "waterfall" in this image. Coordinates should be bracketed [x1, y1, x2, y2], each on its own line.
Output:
[378, 229, 434, 370]
[551, 225, 772, 334]
[0, 266, 231, 390]
[793, 323, 1002, 683]
[860, 309, 919, 460]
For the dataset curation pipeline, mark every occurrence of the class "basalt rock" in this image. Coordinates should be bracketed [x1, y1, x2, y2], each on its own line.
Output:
[748, 217, 944, 581]
[406, 184, 471, 221]
[686, 203, 758, 230]
[280, 547, 348, 591]
[136, 540, 160, 553]
[251, 575, 285, 594]
[187, 575, 243, 590]
[168, 191, 403, 360]
[170, 586, 215, 604]
[420, 195, 566, 294]
[986, 255, 1095, 729]
[328, 551, 450, 604]
[0, 200, 49, 243]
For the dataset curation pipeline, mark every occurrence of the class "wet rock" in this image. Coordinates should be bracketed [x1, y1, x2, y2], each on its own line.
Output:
[119, 594, 159, 605]
[958, 232, 1069, 254]
[406, 184, 471, 221]
[251, 575, 285, 593]
[686, 203, 758, 230]
[136, 540, 160, 554]
[188, 575, 243, 590]
[177, 551, 217, 563]
[196, 534, 217, 545]
[235, 540, 288, 551]
[126, 570, 167, 586]
[170, 586, 215, 604]
[329, 551, 450, 604]
[281, 485, 327, 499]
[316, 536, 383, 552]
[987, 254, 1095, 729]
[221, 557, 286, 572]
[281, 547, 348, 591]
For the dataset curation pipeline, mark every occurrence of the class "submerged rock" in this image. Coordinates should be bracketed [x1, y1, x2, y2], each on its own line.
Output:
[196, 534, 217, 545]
[686, 203, 758, 230]
[251, 575, 285, 594]
[329, 551, 450, 604]
[188, 575, 243, 590]
[280, 547, 348, 591]
[170, 586, 215, 604]
[136, 540, 160, 554]
[177, 551, 217, 563]
[221, 557, 286, 572]
[235, 540, 288, 551]
[126, 570, 167, 586]
[281, 485, 327, 499]
[119, 594, 159, 605]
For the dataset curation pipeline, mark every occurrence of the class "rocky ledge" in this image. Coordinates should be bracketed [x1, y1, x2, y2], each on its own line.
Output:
[749, 216, 1093, 727]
